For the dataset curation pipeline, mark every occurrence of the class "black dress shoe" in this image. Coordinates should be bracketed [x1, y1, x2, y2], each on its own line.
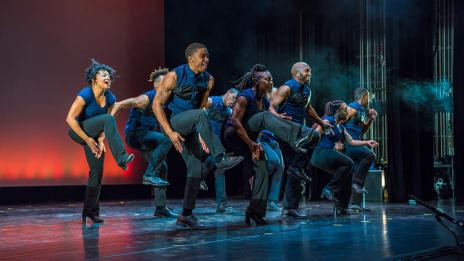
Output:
[215, 155, 244, 170]
[82, 214, 104, 223]
[320, 187, 339, 202]
[154, 207, 178, 218]
[245, 208, 268, 226]
[199, 180, 208, 191]
[283, 209, 308, 219]
[176, 214, 207, 230]
[333, 207, 349, 216]
[294, 128, 320, 153]
[120, 154, 135, 170]
[143, 176, 169, 187]
[290, 168, 311, 183]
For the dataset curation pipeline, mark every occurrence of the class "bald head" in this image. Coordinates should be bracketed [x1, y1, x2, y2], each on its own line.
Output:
[291, 62, 311, 84]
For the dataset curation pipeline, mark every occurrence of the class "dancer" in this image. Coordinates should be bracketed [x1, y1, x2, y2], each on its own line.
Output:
[153, 43, 244, 229]
[343, 87, 377, 211]
[66, 59, 134, 223]
[269, 62, 329, 218]
[310, 100, 377, 215]
[110, 67, 177, 218]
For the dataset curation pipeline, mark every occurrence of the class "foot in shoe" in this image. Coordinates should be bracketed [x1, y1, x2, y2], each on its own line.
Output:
[143, 176, 169, 187]
[352, 183, 368, 194]
[154, 207, 178, 218]
[283, 209, 308, 219]
[82, 213, 104, 223]
[349, 203, 370, 212]
[176, 214, 206, 230]
[320, 187, 339, 202]
[267, 201, 282, 212]
[215, 155, 244, 170]
[216, 203, 233, 213]
[199, 180, 208, 191]
[290, 168, 311, 183]
[294, 128, 319, 153]
[333, 207, 349, 216]
[120, 154, 135, 170]
[245, 209, 268, 226]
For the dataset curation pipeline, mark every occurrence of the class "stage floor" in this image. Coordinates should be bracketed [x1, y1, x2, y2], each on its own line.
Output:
[0, 199, 462, 260]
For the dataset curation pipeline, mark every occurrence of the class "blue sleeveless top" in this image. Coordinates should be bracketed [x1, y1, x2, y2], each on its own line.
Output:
[77, 86, 116, 121]
[279, 79, 311, 124]
[167, 64, 211, 116]
[125, 90, 157, 134]
[206, 95, 232, 136]
[238, 88, 270, 138]
[317, 115, 346, 149]
[343, 101, 368, 140]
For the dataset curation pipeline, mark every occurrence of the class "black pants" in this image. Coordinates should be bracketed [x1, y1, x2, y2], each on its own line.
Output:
[69, 114, 128, 216]
[310, 147, 353, 208]
[169, 109, 226, 210]
[246, 112, 306, 151]
[283, 147, 312, 210]
[344, 144, 376, 186]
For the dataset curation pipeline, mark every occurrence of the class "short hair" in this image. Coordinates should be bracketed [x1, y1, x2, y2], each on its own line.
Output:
[148, 67, 169, 83]
[227, 87, 239, 95]
[185, 42, 207, 60]
[84, 59, 116, 85]
[291, 62, 310, 76]
[354, 87, 368, 100]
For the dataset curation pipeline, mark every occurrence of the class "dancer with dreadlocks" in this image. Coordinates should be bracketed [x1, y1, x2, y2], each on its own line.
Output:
[227, 64, 320, 225]
[153, 43, 244, 229]
[310, 100, 377, 215]
[110, 67, 177, 218]
[269, 62, 328, 219]
[66, 59, 135, 223]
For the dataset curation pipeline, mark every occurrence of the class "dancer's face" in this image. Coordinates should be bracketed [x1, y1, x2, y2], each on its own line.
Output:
[297, 66, 311, 84]
[257, 71, 273, 94]
[93, 70, 112, 90]
[223, 91, 237, 108]
[335, 103, 349, 122]
[360, 91, 369, 107]
[188, 48, 209, 73]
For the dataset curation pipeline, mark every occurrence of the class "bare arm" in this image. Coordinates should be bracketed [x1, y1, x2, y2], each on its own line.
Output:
[231, 96, 262, 159]
[344, 129, 377, 147]
[200, 76, 215, 109]
[110, 94, 150, 117]
[269, 85, 292, 120]
[66, 96, 99, 155]
[153, 71, 185, 152]
[306, 103, 326, 127]
[362, 108, 377, 133]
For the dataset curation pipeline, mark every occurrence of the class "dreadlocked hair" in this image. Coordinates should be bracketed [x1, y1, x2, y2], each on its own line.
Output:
[229, 64, 267, 90]
[323, 100, 345, 117]
[148, 67, 169, 84]
[84, 59, 116, 85]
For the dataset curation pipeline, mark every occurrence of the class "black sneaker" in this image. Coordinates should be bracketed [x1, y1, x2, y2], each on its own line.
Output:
[176, 214, 207, 230]
[154, 207, 178, 218]
[199, 180, 208, 191]
[143, 176, 169, 187]
[120, 154, 135, 170]
[215, 155, 244, 170]
[352, 183, 368, 194]
[294, 128, 320, 153]
[289, 168, 311, 183]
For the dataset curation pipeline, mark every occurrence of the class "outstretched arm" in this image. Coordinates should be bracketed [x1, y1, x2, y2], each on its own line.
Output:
[110, 94, 150, 117]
